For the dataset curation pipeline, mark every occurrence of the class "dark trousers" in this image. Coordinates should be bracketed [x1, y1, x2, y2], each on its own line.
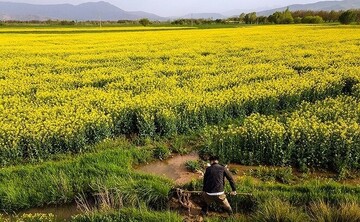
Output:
[201, 192, 233, 215]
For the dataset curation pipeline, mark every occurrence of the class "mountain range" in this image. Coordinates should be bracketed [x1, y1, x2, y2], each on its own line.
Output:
[0, 0, 360, 21]
[0, 1, 165, 21]
[257, 0, 360, 16]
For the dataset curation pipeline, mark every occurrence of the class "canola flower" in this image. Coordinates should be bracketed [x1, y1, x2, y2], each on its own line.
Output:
[204, 96, 360, 172]
[0, 25, 359, 165]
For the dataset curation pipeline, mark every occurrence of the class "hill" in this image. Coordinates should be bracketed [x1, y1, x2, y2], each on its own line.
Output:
[0, 1, 165, 21]
[257, 0, 360, 16]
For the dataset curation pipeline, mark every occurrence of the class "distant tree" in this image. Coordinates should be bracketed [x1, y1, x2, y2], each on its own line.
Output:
[328, 10, 340, 22]
[257, 16, 268, 24]
[294, 17, 302, 24]
[244, 13, 250, 24]
[302, 16, 324, 24]
[250, 12, 257, 24]
[356, 10, 360, 23]
[290, 10, 341, 22]
[60, 20, 75, 25]
[227, 16, 240, 22]
[268, 13, 278, 24]
[215, 19, 225, 24]
[268, 9, 294, 24]
[244, 12, 257, 24]
[339, 10, 356, 24]
[282, 8, 294, 24]
[139, 18, 150, 26]
[239, 13, 246, 23]
[117, 20, 133, 24]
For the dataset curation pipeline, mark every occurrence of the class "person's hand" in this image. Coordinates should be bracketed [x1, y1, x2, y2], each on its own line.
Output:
[230, 191, 237, 196]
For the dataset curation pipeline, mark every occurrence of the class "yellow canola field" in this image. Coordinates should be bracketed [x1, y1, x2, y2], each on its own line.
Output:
[204, 96, 360, 171]
[0, 25, 359, 164]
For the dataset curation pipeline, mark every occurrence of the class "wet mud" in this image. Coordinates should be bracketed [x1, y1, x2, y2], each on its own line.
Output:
[136, 152, 201, 184]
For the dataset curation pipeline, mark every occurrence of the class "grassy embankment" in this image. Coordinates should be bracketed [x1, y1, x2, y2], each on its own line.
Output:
[0, 135, 359, 221]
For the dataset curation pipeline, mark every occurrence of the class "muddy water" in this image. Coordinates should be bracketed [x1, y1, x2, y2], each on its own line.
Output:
[136, 152, 201, 184]
[5, 203, 80, 221]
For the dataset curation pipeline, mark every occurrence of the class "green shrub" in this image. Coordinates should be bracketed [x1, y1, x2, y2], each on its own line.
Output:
[60, 20, 75, 25]
[248, 166, 294, 184]
[185, 160, 204, 173]
[294, 17, 302, 24]
[153, 145, 170, 160]
[339, 10, 357, 24]
[130, 147, 153, 165]
[301, 16, 324, 24]
[169, 135, 190, 154]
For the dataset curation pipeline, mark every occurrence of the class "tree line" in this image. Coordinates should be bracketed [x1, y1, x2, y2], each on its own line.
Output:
[169, 9, 360, 25]
[1, 9, 359, 26]
[233, 9, 360, 25]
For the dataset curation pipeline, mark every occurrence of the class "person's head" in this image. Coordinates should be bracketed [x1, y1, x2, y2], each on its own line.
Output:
[209, 155, 219, 164]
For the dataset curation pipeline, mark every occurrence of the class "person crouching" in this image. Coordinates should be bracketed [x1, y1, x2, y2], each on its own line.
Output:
[201, 156, 237, 216]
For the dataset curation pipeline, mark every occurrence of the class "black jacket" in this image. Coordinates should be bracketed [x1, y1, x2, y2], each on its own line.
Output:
[203, 163, 236, 193]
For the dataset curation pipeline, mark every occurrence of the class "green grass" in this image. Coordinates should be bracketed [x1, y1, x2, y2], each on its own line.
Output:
[309, 201, 360, 222]
[0, 145, 172, 212]
[185, 160, 205, 173]
[247, 166, 295, 184]
[184, 176, 360, 214]
[252, 198, 309, 222]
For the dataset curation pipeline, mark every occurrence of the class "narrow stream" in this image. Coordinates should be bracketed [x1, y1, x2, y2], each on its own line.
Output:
[5, 153, 200, 221]
[4, 203, 80, 221]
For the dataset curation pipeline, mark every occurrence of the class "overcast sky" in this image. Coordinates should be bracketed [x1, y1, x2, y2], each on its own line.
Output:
[3, 0, 342, 16]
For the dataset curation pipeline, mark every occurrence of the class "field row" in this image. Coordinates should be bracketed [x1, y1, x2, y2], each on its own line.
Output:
[201, 96, 360, 172]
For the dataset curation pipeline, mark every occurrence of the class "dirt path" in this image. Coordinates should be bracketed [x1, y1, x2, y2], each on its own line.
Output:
[135, 152, 201, 184]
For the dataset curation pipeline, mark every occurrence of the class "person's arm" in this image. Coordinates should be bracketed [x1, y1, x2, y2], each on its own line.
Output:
[224, 168, 236, 192]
